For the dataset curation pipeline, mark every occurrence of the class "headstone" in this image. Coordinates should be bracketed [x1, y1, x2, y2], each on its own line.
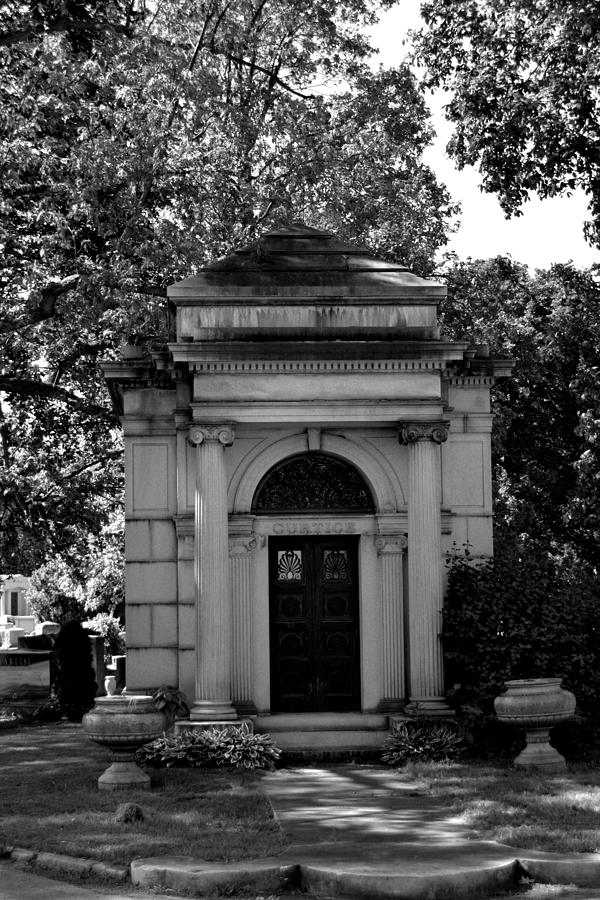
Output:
[113, 655, 126, 693]
[35, 622, 60, 636]
[88, 634, 105, 696]
[4, 628, 25, 648]
[0, 649, 51, 703]
[18, 634, 54, 650]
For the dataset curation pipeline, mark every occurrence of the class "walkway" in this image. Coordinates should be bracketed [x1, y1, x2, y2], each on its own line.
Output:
[131, 764, 600, 898]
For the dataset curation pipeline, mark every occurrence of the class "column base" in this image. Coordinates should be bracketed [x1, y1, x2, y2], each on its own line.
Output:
[189, 700, 237, 721]
[405, 696, 455, 717]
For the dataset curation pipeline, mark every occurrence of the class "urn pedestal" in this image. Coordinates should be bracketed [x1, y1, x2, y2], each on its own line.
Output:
[82, 695, 166, 790]
[494, 678, 576, 773]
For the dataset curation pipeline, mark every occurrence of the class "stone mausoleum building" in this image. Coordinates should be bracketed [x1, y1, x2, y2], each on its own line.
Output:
[104, 224, 510, 751]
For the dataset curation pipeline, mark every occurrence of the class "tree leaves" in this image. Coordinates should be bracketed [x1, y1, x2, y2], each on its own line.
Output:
[415, 0, 600, 245]
[440, 255, 600, 567]
[1, 0, 456, 575]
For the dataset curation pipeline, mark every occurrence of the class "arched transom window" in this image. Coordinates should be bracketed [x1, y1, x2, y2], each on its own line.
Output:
[252, 453, 375, 514]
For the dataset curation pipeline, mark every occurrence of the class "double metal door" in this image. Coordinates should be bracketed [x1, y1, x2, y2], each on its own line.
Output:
[269, 536, 360, 713]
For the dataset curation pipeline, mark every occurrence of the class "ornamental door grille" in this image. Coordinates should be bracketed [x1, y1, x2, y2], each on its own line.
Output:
[269, 536, 360, 713]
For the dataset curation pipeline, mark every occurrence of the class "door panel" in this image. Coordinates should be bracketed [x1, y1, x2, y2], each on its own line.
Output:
[269, 536, 360, 713]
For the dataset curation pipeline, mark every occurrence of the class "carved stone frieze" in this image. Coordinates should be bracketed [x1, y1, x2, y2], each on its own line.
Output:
[188, 424, 235, 447]
[399, 422, 450, 445]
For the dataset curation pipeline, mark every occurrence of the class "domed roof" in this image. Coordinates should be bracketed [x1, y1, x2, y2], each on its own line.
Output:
[168, 224, 445, 302]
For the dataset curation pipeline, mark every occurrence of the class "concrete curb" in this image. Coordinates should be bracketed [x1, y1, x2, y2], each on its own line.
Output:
[130, 841, 600, 900]
[7, 840, 600, 898]
[7, 846, 129, 883]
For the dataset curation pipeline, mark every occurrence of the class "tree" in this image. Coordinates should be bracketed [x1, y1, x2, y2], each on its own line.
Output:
[414, 0, 600, 246]
[1, 0, 458, 575]
[439, 255, 600, 567]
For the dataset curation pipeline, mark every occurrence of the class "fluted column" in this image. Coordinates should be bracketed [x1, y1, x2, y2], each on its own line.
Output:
[229, 534, 257, 713]
[188, 424, 236, 720]
[400, 422, 450, 716]
[376, 535, 408, 710]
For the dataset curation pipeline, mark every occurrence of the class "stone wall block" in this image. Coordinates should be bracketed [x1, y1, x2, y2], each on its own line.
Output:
[151, 605, 178, 647]
[125, 562, 177, 604]
[125, 606, 152, 648]
[126, 648, 177, 692]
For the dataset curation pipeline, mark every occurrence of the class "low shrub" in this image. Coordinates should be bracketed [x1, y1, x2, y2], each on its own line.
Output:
[151, 686, 190, 730]
[443, 531, 600, 759]
[137, 723, 281, 770]
[381, 722, 464, 767]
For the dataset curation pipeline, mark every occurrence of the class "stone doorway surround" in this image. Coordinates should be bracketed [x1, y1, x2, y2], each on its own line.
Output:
[102, 223, 512, 744]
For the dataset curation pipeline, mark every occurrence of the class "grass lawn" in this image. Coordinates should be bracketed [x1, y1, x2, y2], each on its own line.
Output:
[0, 721, 286, 866]
[403, 759, 600, 853]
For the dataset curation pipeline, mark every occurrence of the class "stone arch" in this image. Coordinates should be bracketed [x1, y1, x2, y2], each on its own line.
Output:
[230, 432, 404, 514]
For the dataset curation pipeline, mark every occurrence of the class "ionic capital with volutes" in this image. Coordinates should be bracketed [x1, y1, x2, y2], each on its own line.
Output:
[188, 424, 235, 448]
[399, 421, 450, 445]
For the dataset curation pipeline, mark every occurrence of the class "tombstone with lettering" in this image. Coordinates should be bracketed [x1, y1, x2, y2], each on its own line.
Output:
[102, 224, 511, 752]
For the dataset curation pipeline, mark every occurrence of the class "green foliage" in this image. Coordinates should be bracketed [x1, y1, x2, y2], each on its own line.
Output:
[0, 0, 456, 573]
[151, 686, 190, 729]
[443, 535, 600, 754]
[137, 724, 281, 771]
[54, 621, 97, 722]
[381, 721, 464, 767]
[415, 0, 600, 246]
[24, 516, 124, 629]
[84, 612, 125, 661]
[439, 257, 600, 569]
[25, 559, 85, 625]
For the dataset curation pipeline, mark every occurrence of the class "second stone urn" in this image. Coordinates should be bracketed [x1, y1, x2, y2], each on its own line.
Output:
[82, 695, 166, 790]
[494, 677, 576, 772]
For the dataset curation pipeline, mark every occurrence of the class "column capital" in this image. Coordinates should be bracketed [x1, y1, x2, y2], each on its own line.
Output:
[375, 535, 408, 555]
[399, 421, 450, 445]
[229, 536, 257, 557]
[188, 423, 235, 448]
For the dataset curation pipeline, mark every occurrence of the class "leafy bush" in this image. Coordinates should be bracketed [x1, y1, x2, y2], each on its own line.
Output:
[137, 723, 281, 771]
[381, 722, 464, 767]
[443, 532, 600, 757]
[26, 559, 85, 625]
[151, 686, 190, 730]
[54, 621, 97, 721]
[204, 724, 281, 770]
[83, 612, 125, 662]
[137, 730, 212, 768]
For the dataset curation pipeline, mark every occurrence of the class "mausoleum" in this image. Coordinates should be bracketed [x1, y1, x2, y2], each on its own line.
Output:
[103, 224, 510, 750]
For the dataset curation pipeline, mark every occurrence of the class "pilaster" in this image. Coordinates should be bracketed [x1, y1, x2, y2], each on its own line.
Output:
[229, 528, 258, 714]
[375, 535, 407, 711]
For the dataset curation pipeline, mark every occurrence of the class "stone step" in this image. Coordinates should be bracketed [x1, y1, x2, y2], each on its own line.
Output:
[269, 729, 388, 751]
[253, 712, 389, 733]
[253, 713, 393, 755]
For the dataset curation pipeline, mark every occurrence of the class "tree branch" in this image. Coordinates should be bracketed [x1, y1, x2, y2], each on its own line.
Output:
[0, 377, 115, 421]
[0, 18, 134, 47]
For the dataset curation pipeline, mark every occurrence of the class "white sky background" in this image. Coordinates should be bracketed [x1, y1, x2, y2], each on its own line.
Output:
[369, 1, 600, 271]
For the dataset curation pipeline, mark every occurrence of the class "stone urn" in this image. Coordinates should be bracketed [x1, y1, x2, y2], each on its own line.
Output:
[82, 695, 166, 790]
[494, 678, 576, 772]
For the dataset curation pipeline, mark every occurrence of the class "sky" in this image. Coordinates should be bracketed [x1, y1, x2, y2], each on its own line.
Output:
[369, 1, 599, 271]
